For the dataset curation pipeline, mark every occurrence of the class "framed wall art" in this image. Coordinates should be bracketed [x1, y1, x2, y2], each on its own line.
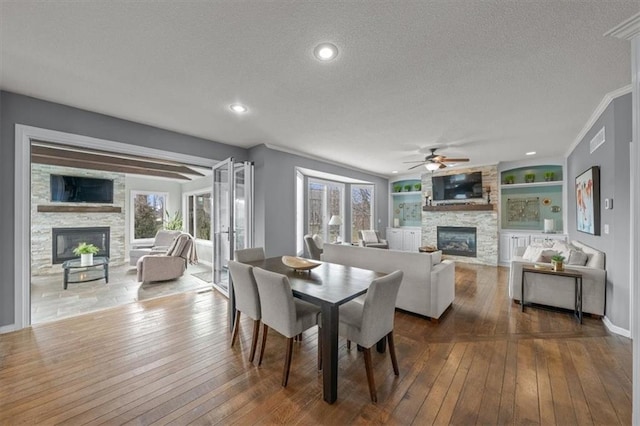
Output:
[575, 166, 600, 235]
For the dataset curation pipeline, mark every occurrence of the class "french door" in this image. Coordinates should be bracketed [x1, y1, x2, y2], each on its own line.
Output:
[212, 157, 253, 296]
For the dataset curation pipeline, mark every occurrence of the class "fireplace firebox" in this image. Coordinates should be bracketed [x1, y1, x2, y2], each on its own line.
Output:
[437, 226, 477, 257]
[52, 227, 110, 264]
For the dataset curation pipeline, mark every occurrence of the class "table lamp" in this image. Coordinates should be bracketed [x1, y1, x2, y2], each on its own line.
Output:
[328, 215, 343, 243]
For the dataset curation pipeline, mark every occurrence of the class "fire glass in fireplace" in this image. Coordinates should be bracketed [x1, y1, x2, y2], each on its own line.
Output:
[437, 226, 477, 257]
[52, 227, 110, 264]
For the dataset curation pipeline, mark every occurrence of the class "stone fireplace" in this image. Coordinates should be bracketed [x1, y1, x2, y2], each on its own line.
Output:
[52, 227, 110, 264]
[437, 226, 477, 257]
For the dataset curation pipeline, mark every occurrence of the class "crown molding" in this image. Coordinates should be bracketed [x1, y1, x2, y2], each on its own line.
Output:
[604, 12, 640, 40]
[565, 85, 632, 157]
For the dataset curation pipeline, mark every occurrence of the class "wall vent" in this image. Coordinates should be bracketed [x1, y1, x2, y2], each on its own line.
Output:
[590, 127, 606, 154]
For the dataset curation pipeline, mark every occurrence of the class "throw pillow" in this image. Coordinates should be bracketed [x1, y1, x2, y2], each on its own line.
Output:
[312, 234, 324, 249]
[361, 230, 378, 244]
[536, 249, 558, 263]
[567, 249, 589, 266]
[431, 251, 442, 266]
[551, 241, 574, 260]
[522, 246, 545, 262]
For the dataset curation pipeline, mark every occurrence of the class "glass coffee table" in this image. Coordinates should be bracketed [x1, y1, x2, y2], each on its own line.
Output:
[62, 256, 110, 290]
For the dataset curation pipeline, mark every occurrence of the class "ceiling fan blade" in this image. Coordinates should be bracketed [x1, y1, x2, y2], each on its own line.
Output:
[403, 160, 428, 163]
[407, 163, 426, 170]
[439, 163, 447, 169]
[440, 158, 469, 162]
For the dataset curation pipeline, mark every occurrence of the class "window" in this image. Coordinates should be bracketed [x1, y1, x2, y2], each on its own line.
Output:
[186, 192, 212, 240]
[308, 178, 344, 243]
[131, 191, 168, 242]
[351, 184, 374, 242]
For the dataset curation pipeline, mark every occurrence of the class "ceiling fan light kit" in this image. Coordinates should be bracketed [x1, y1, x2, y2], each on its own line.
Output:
[405, 148, 470, 171]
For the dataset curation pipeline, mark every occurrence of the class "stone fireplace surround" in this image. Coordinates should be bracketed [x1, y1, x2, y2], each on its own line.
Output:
[31, 164, 125, 276]
[421, 165, 499, 266]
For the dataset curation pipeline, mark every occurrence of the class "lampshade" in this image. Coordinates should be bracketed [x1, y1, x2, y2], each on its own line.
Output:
[328, 215, 343, 226]
[425, 162, 440, 171]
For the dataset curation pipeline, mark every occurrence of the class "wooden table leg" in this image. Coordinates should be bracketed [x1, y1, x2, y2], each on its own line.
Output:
[321, 303, 339, 404]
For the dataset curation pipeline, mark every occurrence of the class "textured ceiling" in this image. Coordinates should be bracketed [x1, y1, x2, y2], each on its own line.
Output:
[1, 1, 637, 176]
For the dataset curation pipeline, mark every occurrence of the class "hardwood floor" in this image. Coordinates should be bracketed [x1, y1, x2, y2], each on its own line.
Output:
[0, 263, 631, 425]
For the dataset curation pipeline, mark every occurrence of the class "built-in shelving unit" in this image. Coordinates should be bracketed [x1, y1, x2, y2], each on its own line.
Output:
[500, 180, 563, 189]
[390, 178, 422, 227]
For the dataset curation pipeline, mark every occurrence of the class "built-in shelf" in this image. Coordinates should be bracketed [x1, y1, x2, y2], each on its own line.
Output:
[423, 204, 495, 212]
[37, 205, 122, 213]
[391, 191, 422, 196]
[501, 180, 563, 189]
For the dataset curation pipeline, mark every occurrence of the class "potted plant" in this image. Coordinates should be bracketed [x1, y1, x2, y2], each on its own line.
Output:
[393, 184, 402, 192]
[551, 254, 565, 272]
[404, 184, 412, 192]
[414, 183, 422, 192]
[544, 171, 555, 182]
[165, 210, 183, 231]
[524, 173, 536, 183]
[504, 175, 515, 184]
[73, 242, 100, 266]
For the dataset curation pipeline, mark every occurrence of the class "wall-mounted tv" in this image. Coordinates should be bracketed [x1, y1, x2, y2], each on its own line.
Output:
[432, 171, 483, 201]
[50, 175, 114, 203]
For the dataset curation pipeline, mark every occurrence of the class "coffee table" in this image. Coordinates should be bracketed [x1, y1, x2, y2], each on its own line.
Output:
[62, 256, 110, 290]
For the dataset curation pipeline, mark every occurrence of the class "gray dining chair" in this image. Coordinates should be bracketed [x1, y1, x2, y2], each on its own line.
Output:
[339, 270, 404, 403]
[253, 267, 321, 387]
[227, 260, 262, 362]
[234, 247, 266, 263]
[303, 234, 323, 260]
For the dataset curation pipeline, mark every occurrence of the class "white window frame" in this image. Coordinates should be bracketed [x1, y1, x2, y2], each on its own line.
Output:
[130, 190, 169, 245]
[351, 184, 375, 243]
[183, 189, 213, 246]
[308, 177, 345, 243]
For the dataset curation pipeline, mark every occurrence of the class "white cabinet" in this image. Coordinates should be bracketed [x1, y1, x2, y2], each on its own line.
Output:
[387, 228, 403, 250]
[499, 233, 530, 264]
[386, 227, 421, 252]
[499, 232, 568, 264]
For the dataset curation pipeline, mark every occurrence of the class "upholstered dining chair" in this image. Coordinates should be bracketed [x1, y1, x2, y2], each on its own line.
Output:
[303, 234, 323, 260]
[339, 270, 404, 402]
[253, 267, 321, 387]
[227, 260, 262, 362]
[234, 247, 266, 263]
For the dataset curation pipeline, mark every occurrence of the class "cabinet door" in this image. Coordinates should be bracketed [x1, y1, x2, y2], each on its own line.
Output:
[402, 229, 421, 252]
[511, 235, 530, 255]
[387, 228, 403, 250]
[499, 233, 513, 263]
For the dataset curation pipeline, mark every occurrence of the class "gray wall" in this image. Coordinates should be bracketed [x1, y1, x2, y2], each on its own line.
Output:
[248, 145, 389, 257]
[0, 91, 247, 327]
[567, 93, 632, 330]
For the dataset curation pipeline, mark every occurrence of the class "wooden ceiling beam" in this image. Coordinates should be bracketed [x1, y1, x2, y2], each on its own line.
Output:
[32, 155, 192, 180]
[31, 145, 205, 177]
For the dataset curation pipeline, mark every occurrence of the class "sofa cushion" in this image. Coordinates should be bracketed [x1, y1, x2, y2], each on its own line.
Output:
[361, 230, 378, 244]
[312, 234, 324, 249]
[567, 249, 589, 266]
[431, 251, 442, 266]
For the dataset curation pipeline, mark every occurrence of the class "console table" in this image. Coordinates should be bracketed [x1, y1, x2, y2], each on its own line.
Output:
[521, 266, 583, 323]
[62, 257, 110, 290]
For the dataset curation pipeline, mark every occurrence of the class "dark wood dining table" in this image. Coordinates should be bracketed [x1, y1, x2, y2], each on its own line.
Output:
[228, 256, 385, 404]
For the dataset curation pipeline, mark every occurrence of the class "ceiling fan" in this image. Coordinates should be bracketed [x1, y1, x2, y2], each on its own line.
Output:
[404, 148, 470, 171]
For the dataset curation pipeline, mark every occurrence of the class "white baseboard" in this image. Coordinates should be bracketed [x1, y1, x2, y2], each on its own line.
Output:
[603, 316, 631, 338]
[0, 323, 19, 335]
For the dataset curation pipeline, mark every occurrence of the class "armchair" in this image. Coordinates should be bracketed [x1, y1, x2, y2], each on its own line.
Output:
[129, 229, 182, 266]
[358, 230, 388, 249]
[303, 234, 323, 260]
[136, 233, 195, 283]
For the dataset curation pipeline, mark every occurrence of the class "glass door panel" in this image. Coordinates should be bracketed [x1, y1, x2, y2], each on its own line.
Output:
[213, 158, 233, 295]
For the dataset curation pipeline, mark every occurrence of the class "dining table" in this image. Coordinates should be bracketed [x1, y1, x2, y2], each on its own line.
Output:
[228, 256, 385, 404]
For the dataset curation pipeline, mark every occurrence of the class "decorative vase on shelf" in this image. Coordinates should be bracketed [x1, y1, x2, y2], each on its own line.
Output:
[81, 253, 93, 266]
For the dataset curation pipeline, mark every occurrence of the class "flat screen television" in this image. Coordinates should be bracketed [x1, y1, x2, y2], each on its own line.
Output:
[432, 171, 483, 201]
[50, 175, 114, 203]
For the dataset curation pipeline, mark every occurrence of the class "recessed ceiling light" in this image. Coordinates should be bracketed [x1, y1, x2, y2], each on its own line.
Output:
[314, 43, 338, 61]
[526, 151, 536, 156]
[391, 170, 398, 174]
[230, 104, 248, 113]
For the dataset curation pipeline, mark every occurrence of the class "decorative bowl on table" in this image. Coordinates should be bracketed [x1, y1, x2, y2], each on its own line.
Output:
[281, 256, 321, 271]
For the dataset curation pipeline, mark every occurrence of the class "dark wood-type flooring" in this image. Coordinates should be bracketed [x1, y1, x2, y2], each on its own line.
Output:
[0, 264, 631, 425]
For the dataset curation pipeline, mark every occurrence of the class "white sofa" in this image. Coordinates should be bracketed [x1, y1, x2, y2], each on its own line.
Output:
[321, 244, 455, 320]
[508, 240, 606, 316]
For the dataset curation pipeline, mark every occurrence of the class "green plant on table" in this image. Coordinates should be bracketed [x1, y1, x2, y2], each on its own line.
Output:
[73, 242, 100, 256]
[404, 184, 412, 192]
[550, 255, 565, 263]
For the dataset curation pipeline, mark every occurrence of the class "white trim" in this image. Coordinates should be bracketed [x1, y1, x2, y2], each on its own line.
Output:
[565, 85, 633, 157]
[0, 323, 19, 334]
[602, 315, 631, 338]
[11, 124, 217, 333]
[604, 12, 640, 40]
